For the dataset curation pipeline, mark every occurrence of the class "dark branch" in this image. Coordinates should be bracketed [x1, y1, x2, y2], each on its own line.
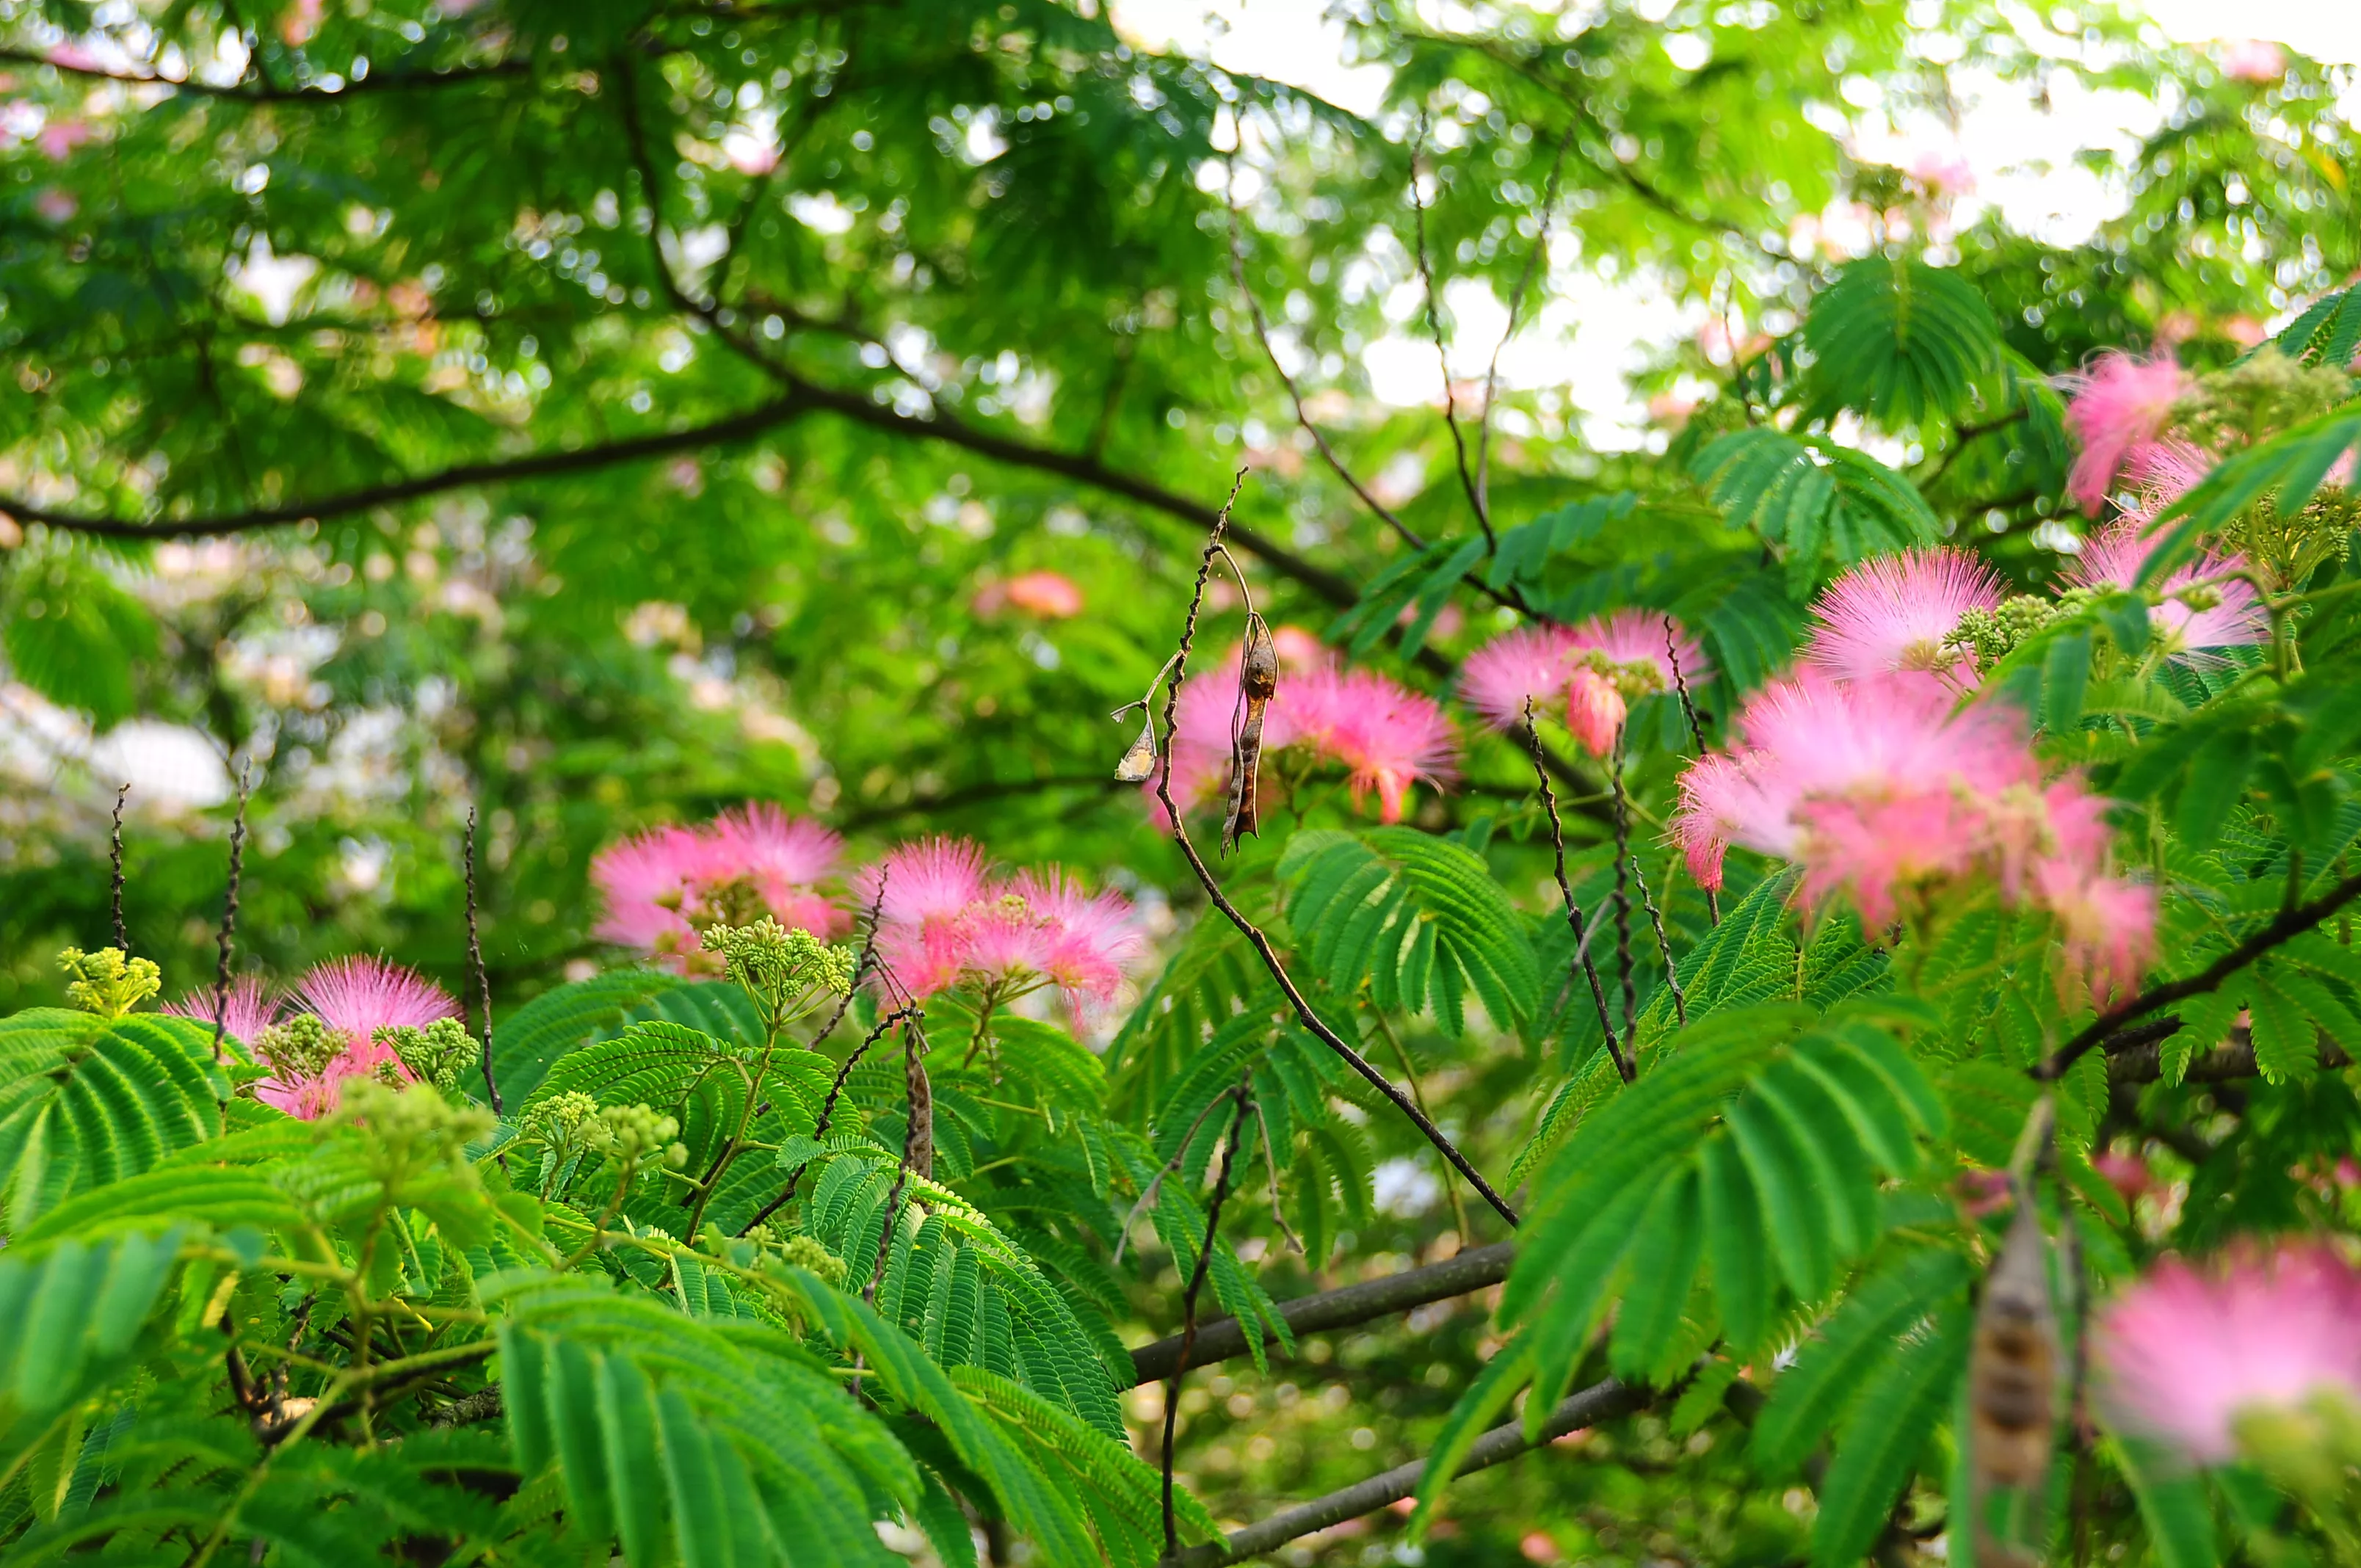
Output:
[0, 45, 530, 100]
[2103, 1017, 2351, 1084]
[1168, 1376, 1642, 1566]
[1125, 1242, 1515, 1387]
[2033, 868, 2361, 1081]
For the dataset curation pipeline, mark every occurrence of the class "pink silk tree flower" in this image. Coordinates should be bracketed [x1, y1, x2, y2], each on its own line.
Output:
[592, 807, 846, 969]
[1291, 665, 1461, 824]
[2034, 862, 2157, 1006]
[248, 956, 461, 1117]
[164, 976, 278, 1048]
[858, 837, 1139, 1018]
[2061, 352, 2192, 515]
[2221, 39, 2288, 83]
[2095, 1246, 2361, 1466]
[1564, 668, 1627, 758]
[1802, 548, 2006, 692]
[1671, 750, 1763, 893]
[1566, 609, 1711, 696]
[975, 570, 1085, 620]
[1795, 788, 1992, 928]
[1460, 625, 1584, 731]
[707, 804, 849, 938]
[2066, 519, 2268, 658]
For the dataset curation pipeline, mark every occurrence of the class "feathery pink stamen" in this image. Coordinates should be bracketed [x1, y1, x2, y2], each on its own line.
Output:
[1803, 547, 2005, 692]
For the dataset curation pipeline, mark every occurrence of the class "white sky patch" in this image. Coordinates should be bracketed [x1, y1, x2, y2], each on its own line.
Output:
[1114, 0, 2361, 446]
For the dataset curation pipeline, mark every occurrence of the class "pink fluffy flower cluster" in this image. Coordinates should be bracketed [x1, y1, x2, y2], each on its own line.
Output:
[1157, 647, 1458, 825]
[590, 805, 850, 970]
[593, 811, 1142, 1020]
[855, 838, 1142, 1020]
[1459, 609, 1709, 755]
[1675, 560, 2155, 1001]
[2095, 1244, 2361, 1465]
[165, 957, 460, 1120]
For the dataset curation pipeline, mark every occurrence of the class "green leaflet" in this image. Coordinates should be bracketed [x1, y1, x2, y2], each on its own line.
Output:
[1811, 1302, 1971, 1568]
[492, 969, 681, 1106]
[0, 1228, 184, 1424]
[1802, 255, 2004, 427]
[1277, 826, 1542, 1032]
[0, 1012, 231, 1230]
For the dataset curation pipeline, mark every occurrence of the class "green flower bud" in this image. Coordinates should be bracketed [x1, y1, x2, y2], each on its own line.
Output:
[57, 946, 162, 1018]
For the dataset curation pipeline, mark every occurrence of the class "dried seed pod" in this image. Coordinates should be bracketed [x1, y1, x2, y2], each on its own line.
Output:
[1223, 617, 1279, 852]
[904, 1034, 935, 1181]
[1114, 716, 1158, 783]
[1970, 1183, 2059, 1568]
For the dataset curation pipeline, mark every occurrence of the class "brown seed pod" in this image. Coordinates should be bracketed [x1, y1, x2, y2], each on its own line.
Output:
[904, 1034, 935, 1181]
[1969, 1183, 2059, 1567]
[1223, 616, 1278, 852]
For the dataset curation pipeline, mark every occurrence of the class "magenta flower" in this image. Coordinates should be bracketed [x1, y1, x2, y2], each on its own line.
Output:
[1669, 672, 2146, 980]
[2095, 1246, 2361, 1465]
[1460, 625, 1583, 732]
[592, 806, 846, 971]
[242, 957, 460, 1119]
[856, 838, 1139, 1018]
[1151, 647, 1459, 826]
[2060, 352, 2191, 515]
[2066, 518, 2267, 658]
[163, 976, 278, 1048]
[1802, 548, 2005, 693]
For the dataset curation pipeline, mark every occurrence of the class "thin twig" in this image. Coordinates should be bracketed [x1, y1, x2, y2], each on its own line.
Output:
[464, 808, 501, 1114]
[1164, 1079, 1250, 1561]
[109, 783, 131, 951]
[738, 1002, 917, 1237]
[1407, 121, 1494, 552]
[2033, 868, 2361, 1081]
[209, 763, 252, 1064]
[1631, 851, 1687, 1028]
[865, 1015, 928, 1307]
[1661, 618, 1717, 925]
[1152, 476, 1520, 1227]
[1115, 1084, 1246, 1266]
[1609, 738, 1639, 1056]
[1225, 192, 1426, 553]
[809, 874, 888, 1053]
[1473, 121, 1576, 520]
[1523, 701, 1624, 1081]
[1248, 1093, 1305, 1257]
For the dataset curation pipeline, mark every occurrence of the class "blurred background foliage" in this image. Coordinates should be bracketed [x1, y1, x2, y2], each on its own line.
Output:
[0, 0, 2354, 1558]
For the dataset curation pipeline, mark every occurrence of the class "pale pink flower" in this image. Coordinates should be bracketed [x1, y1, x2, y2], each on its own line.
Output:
[2066, 518, 2268, 657]
[857, 838, 1138, 1017]
[43, 43, 104, 72]
[250, 957, 460, 1118]
[34, 188, 76, 223]
[1272, 625, 1327, 672]
[2060, 352, 2191, 515]
[278, 0, 322, 46]
[592, 807, 845, 970]
[1460, 625, 1584, 731]
[1285, 665, 1459, 824]
[1564, 669, 1626, 758]
[727, 139, 781, 176]
[1802, 548, 2005, 692]
[1672, 750, 1759, 893]
[164, 976, 278, 1048]
[36, 118, 93, 161]
[1568, 609, 1710, 694]
[1647, 392, 1697, 427]
[2095, 1246, 2361, 1465]
[1907, 148, 1976, 197]
[1151, 648, 1459, 826]
[2035, 862, 2157, 1006]
[2221, 40, 2288, 83]
[976, 570, 1084, 620]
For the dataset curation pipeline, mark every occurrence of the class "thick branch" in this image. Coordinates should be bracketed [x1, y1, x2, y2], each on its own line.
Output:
[2105, 1019, 2351, 1084]
[2034, 869, 2361, 1081]
[0, 46, 529, 99]
[1125, 1242, 1514, 1387]
[1168, 1376, 1640, 1566]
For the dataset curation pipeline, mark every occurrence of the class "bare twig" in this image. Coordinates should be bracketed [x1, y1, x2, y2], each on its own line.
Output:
[865, 1015, 929, 1306]
[1631, 852, 1687, 1028]
[1474, 122, 1577, 518]
[109, 783, 131, 951]
[1407, 123, 1494, 553]
[809, 874, 889, 1053]
[1523, 701, 1624, 1081]
[1115, 1084, 1247, 1267]
[736, 1001, 917, 1236]
[1168, 1376, 1642, 1565]
[208, 763, 252, 1063]
[2033, 868, 2361, 1081]
[1152, 476, 1520, 1227]
[464, 807, 501, 1114]
[1608, 739, 1639, 1056]
[1662, 619, 1718, 925]
[1164, 1079, 1250, 1560]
